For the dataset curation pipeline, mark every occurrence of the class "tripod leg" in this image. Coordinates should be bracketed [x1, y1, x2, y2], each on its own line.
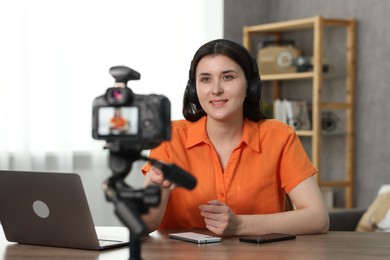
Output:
[129, 231, 142, 260]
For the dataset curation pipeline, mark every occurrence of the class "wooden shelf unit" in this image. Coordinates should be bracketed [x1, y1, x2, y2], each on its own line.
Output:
[243, 16, 356, 208]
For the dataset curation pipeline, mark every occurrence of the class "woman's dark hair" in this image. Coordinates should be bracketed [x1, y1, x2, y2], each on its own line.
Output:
[182, 39, 266, 122]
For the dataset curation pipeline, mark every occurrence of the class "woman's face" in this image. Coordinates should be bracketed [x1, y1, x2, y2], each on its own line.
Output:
[195, 54, 247, 122]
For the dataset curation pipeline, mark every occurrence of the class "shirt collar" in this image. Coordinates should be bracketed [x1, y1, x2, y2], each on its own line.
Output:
[242, 118, 261, 153]
[186, 116, 209, 148]
[186, 116, 261, 153]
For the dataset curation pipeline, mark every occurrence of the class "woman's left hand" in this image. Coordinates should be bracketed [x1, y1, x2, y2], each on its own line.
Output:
[199, 200, 241, 236]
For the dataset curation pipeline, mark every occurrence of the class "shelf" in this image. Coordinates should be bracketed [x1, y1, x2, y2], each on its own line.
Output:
[261, 72, 314, 81]
[244, 17, 317, 33]
[320, 103, 352, 110]
[243, 16, 356, 208]
[243, 16, 354, 35]
[262, 71, 346, 81]
[296, 130, 314, 137]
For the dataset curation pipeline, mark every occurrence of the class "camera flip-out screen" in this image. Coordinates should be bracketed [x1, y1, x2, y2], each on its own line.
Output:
[97, 106, 139, 137]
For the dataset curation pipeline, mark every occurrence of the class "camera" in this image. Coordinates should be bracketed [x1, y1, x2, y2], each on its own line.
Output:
[91, 66, 196, 259]
[92, 66, 171, 151]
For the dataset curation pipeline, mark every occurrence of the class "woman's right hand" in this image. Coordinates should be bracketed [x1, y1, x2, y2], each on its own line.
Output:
[142, 166, 174, 232]
[144, 167, 177, 191]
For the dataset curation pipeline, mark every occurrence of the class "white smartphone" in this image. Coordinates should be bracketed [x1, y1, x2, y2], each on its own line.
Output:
[168, 232, 222, 244]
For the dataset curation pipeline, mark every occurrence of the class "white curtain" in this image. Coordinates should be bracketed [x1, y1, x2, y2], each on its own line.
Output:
[0, 0, 223, 225]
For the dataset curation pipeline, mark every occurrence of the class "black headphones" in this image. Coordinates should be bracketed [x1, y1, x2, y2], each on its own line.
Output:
[185, 39, 262, 104]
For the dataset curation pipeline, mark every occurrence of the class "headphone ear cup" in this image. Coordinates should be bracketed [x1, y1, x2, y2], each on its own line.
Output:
[246, 55, 262, 102]
[185, 79, 198, 103]
[247, 78, 262, 102]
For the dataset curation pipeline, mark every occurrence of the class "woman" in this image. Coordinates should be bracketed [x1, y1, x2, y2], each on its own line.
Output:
[141, 39, 329, 236]
[109, 108, 129, 134]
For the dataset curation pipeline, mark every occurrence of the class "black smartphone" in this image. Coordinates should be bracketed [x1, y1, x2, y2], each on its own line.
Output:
[239, 233, 296, 244]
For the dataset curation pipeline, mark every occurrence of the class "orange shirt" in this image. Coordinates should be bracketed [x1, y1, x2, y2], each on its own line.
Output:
[141, 116, 317, 229]
[111, 116, 127, 128]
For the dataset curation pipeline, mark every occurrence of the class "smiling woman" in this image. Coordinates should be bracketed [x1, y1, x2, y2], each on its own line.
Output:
[0, 0, 223, 226]
[141, 39, 329, 237]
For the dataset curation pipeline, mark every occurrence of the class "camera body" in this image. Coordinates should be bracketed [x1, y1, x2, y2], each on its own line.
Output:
[92, 66, 171, 151]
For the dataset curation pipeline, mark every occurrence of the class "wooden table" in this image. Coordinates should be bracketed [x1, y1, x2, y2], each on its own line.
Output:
[1, 227, 390, 259]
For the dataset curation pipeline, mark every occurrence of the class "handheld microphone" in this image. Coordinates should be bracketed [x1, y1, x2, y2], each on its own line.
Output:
[148, 158, 197, 190]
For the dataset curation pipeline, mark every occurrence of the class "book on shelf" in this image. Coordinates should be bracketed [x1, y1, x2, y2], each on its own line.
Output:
[273, 99, 311, 130]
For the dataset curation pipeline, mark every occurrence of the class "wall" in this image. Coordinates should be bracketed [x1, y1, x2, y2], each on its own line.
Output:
[0, 0, 223, 227]
[224, 0, 390, 208]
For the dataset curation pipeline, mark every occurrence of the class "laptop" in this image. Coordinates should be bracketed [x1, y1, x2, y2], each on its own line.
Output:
[0, 170, 129, 250]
